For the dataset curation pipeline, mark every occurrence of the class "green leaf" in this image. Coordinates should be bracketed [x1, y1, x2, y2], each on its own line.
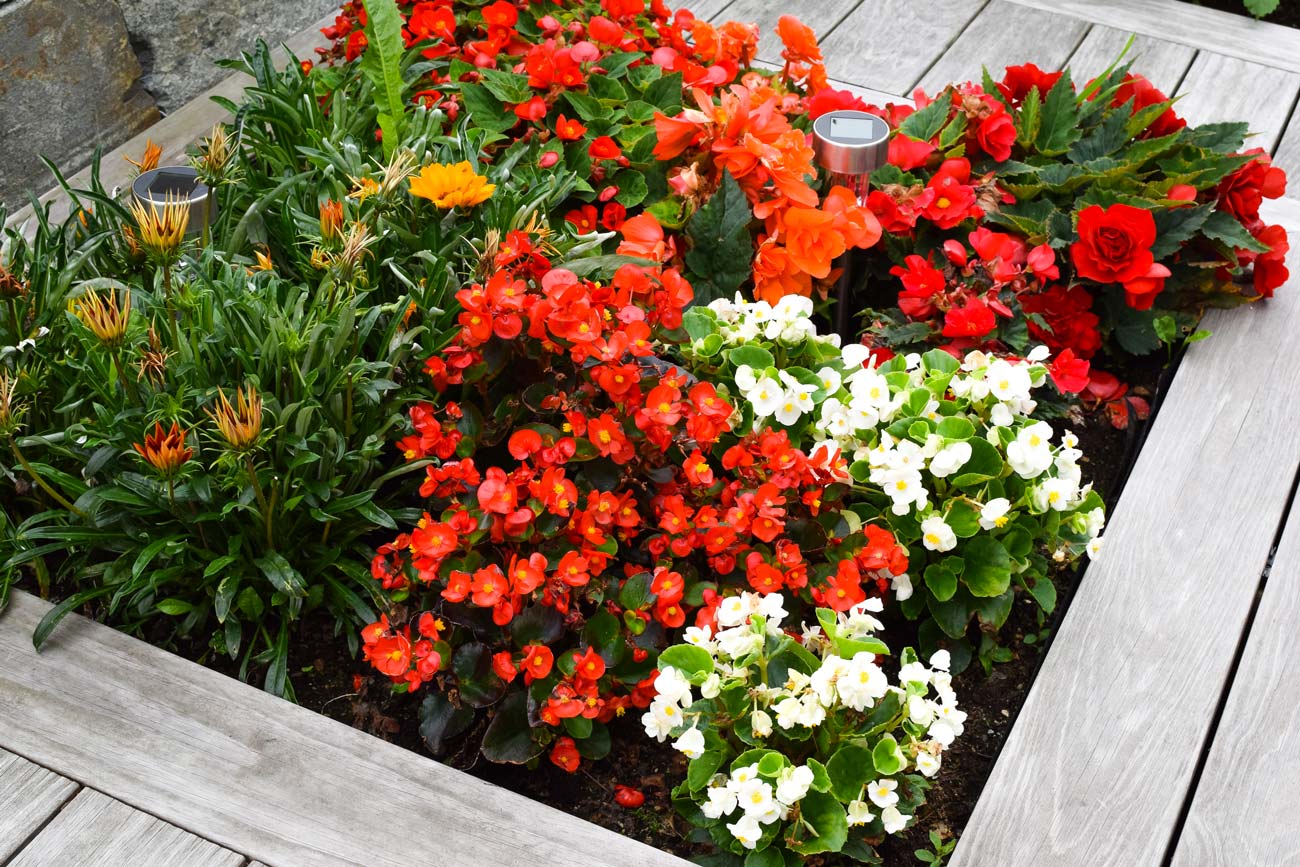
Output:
[825, 743, 873, 802]
[479, 69, 532, 105]
[32, 586, 113, 649]
[1201, 210, 1272, 253]
[156, 598, 193, 616]
[659, 644, 715, 682]
[1068, 101, 1131, 163]
[359, 0, 408, 156]
[1034, 72, 1081, 154]
[789, 791, 849, 855]
[481, 691, 543, 763]
[728, 345, 775, 370]
[1182, 121, 1250, 153]
[1245, 0, 1280, 17]
[871, 734, 905, 775]
[460, 83, 515, 133]
[419, 692, 475, 755]
[685, 171, 754, 306]
[688, 749, 727, 791]
[1150, 204, 1212, 258]
[1016, 86, 1041, 147]
[1104, 289, 1161, 355]
[254, 552, 306, 598]
[643, 71, 683, 112]
[899, 98, 951, 142]
[453, 642, 508, 708]
[744, 850, 784, 867]
[924, 563, 959, 602]
[963, 536, 1012, 597]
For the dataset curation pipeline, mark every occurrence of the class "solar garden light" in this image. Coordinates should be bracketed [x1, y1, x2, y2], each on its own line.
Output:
[131, 166, 217, 243]
[811, 110, 890, 339]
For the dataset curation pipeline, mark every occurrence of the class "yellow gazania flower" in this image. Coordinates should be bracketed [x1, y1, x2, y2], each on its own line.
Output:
[208, 384, 264, 452]
[71, 289, 131, 347]
[128, 194, 190, 263]
[408, 161, 495, 209]
[249, 248, 274, 273]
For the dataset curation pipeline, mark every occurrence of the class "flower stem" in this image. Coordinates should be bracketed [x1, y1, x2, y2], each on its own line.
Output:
[9, 437, 86, 518]
[163, 264, 181, 353]
[245, 455, 275, 550]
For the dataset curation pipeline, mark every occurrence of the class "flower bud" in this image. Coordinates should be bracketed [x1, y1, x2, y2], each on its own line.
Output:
[750, 709, 773, 738]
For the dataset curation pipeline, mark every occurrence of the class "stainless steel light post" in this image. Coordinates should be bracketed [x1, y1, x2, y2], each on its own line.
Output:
[811, 110, 890, 340]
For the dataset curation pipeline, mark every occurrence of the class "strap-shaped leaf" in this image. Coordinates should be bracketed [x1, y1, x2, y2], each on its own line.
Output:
[360, 0, 408, 156]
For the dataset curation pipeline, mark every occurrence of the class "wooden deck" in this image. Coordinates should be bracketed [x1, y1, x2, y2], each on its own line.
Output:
[4, 0, 1300, 864]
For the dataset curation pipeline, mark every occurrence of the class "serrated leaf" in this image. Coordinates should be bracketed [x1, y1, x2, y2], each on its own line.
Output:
[1016, 86, 1041, 147]
[1201, 209, 1272, 253]
[684, 170, 753, 306]
[1034, 72, 1081, 154]
[359, 0, 408, 156]
[1068, 101, 1131, 163]
[899, 98, 951, 142]
[1151, 204, 1212, 258]
[460, 83, 515, 132]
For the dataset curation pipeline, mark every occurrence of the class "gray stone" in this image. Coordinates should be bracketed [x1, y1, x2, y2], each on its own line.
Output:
[115, 0, 338, 113]
[0, 0, 160, 214]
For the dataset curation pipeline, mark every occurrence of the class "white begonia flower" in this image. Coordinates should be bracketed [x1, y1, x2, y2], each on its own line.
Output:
[683, 625, 715, 648]
[729, 764, 760, 786]
[920, 515, 957, 552]
[816, 366, 842, 394]
[892, 572, 914, 601]
[849, 369, 892, 410]
[931, 671, 956, 705]
[796, 693, 827, 728]
[736, 778, 780, 823]
[876, 468, 929, 515]
[867, 778, 899, 809]
[928, 704, 967, 746]
[916, 751, 942, 778]
[700, 673, 722, 699]
[930, 649, 952, 671]
[962, 349, 991, 371]
[898, 661, 931, 686]
[904, 352, 922, 369]
[810, 655, 850, 706]
[654, 666, 693, 705]
[727, 814, 762, 849]
[989, 401, 1014, 427]
[929, 441, 972, 478]
[1084, 507, 1105, 538]
[775, 765, 815, 806]
[818, 397, 853, 438]
[881, 806, 911, 834]
[751, 710, 773, 738]
[702, 784, 738, 819]
[838, 654, 890, 710]
[841, 343, 873, 369]
[772, 696, 804, 730]
[717, 626, 763, 659]
[986, 359, 1033, 402]
[908, 695, 938, 726]
[673, 727, 706, 759]
[642, 696, 682, 741]
[746, 376, 784, 418]
[979, 497, 1012, 530]
[1087, 537, 1104, 558]
[1027, 344, 1051, 362]
[1034, 476, 1078, 512]
[847, 800, 876, 826]
[1062, 430, 1079, 449]
[845, 397, 881, 433]
[1007, 421, 1054, 478]
[756, 592, 789, 627]
[716, 596, 749, 628]
[734, 364, 757, 392]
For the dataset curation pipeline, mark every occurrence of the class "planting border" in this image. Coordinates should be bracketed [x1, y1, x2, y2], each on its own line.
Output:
[0, 590, 691, 867]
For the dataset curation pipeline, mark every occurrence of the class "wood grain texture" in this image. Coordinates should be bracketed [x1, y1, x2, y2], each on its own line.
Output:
[950, 195, 1300, 867]
[3, 13, 336, 236]
[1173, 52, 1300, 157]
[10, 789, 243, 867]
[1063, 25, 1196, 92]
[0, 748, 79, 862]
[1000, 0, 1300, 74]
[916, 1, 1090, 95]
[817, 0, 988, 98]
[751, 60, 911, 107]
[1168, 498, 1300, 866]
[717, 0, 862, 65]
[675, 0, 735, 22]
[0, 591, 691, 867]
[1272, 120, 1300, 196]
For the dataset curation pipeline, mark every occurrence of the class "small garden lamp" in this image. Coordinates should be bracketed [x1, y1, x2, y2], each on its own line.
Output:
[131, 165, 217, 243]
[811, 110, 890, 339]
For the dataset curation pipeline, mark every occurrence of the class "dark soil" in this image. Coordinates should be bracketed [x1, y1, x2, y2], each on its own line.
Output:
[1183, 0, 1300, 28]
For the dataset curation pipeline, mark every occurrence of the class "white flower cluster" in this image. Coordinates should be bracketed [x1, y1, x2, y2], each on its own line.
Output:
[703, 297, 1107, 569]
[644, 592, 962, 849]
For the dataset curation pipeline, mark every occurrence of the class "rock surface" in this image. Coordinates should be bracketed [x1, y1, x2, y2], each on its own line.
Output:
[0, 0, 337, 213]
[0, 0, 159, 214]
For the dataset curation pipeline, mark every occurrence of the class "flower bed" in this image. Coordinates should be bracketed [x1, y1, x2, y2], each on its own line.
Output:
[0, 0, 1288, 863]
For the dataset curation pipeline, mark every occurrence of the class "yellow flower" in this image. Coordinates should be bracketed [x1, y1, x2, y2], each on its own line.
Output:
[0, 372, 26, 436]
[129, 194, 190, 263]
[72, 289, 131, 347]
[409, 161, 495, 209]
[249, 247, 274, 273]
[208, 384, 263, 452]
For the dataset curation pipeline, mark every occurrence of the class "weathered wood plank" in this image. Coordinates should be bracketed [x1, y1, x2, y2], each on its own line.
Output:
[1271, 120, 1300, 195]
[675, 0, 734, 22]
[10, 789, 243, 867]
[0, 591, 691, 867]
[1167, 493, 1300, 866]
[719, 0, 862, 66]
[816, 0, 988, 98]
[1173, 52, 1300, 157]
[916, 1, 1090, 96]
[4, 13, 336, 235]
[1000, 0, 1300, 75]
[0, 749, 79, 862]
[751, 59, 910, 108]
[1063, 25, 1196, 92]
[950, 194, 1300, 867]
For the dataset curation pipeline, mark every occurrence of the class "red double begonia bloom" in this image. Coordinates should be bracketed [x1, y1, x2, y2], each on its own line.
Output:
[1071, 204, 1165, 308]
[943, 296, 996, 338]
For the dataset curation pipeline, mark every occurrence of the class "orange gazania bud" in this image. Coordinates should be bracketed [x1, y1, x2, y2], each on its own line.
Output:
[125, 138, 162, 176]
[319, 199, 344, 242]
[208, 384, 263, 452]
[133, 421, 192, 478]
